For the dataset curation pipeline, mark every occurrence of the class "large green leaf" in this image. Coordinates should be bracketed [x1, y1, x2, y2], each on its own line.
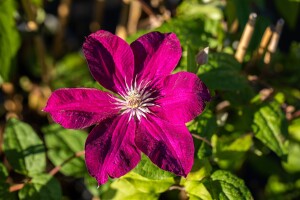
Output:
[42, 124, 87, 177]
[0, 0, 20, 82]
[252, 101, 289, 159]
[18, 174, 62, 200]
[133, 154, 174, 180]
[3, 118, 46, 176]
[206, 170, 253, 200]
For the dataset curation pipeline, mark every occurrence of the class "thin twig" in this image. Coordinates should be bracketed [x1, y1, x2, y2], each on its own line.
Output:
[49, 150, 85, 176]
[192, 134, 212, 146]
[169, 185, 185, 191]
[9, 150, 85, 192]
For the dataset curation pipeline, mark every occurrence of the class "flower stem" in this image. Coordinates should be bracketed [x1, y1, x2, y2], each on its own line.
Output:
[192, 134, 212, 146]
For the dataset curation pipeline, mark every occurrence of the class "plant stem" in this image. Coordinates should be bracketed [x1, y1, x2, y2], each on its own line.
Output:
[9, 150, 85, 192]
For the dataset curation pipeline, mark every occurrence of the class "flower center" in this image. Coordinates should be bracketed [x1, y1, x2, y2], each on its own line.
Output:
[126, 92, 141, 108]
[114, 78, 157, 121]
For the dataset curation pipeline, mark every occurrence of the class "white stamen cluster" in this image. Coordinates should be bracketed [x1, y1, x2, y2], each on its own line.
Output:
[114, 78, 157, 121]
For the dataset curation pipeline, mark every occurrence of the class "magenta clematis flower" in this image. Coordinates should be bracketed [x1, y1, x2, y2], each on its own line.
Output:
[44, 30, 210, 185]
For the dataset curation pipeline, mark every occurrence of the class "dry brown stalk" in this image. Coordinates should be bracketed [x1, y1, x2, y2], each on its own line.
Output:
[90, 0, 106, 32]
[257, 26, 273, 59]
[264, 19, 284, 64]
[235, 13, 257, 63]
[116, 1, 130, 39]
[127, 0, 142, 35]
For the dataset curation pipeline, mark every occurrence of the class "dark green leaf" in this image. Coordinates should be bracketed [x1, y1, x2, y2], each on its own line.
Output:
[133, 154, 175, 180]
[3, 118, 46, 176]
[252, 101, 289, 159]
[42, 124, 87, 177]
[0, 0, 20, 82]
[18, 174, 62, 200]
[187, 45, 198, 73]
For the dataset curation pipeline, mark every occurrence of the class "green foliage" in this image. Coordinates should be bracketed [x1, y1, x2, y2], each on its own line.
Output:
[18, 174, 62, 200]
[0, 0, 20, 83]
[42, 124, 87, 177]
[3, 118, 46, 176]
[252, 100, 289, 159]
[1, 0, 299, 199]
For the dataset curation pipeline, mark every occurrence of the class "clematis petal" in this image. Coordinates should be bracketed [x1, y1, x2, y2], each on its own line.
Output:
[130, 32, 182, 84]
[43, 88, 119, 129]
[83, 30, 134, 94]
[154, 72, 211, 123]
[135, 115, 194, 177]
[85, 115, 141, 185]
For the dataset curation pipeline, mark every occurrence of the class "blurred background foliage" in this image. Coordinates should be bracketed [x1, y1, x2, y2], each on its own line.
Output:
[1, 0, 300, 199]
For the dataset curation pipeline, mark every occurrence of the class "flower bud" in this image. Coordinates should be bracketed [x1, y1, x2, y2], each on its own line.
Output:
[196, 47, 209, 65]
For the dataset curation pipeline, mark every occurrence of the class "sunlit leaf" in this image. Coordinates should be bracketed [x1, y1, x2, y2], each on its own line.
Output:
[3, 118, 46, 176]
[133, 154, 175, 180]
[212, 134, 253, 170]
[18, 174, 61, 200]
[120, 172, 174, 194]
[42, 124, 87, 177]
[252, 101, 289, 159]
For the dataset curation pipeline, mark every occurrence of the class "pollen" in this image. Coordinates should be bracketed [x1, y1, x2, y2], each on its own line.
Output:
[113, 78, 158, 121]
[126, 93, 141, 108]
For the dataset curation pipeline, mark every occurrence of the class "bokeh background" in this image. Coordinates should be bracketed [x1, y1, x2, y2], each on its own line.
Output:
[1, 0, 300, 199]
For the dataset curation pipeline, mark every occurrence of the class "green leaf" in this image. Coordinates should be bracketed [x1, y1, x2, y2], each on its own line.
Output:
[187, 45, 198, 73]
[188, 109, 216, 159]
[282, 141, 300, 173]
[212, 134, 253, 170]
[42, 124, 87, 177]
[18, 174, 62, 200]
[111, 178, 158, 200]
[52, 53, 92, 89]
[133, 154, 175, 180]
[111, 172, 172, 200]
[186, 159, 212, 181]
[185, 181, 212, 200]
[252, 101, 289, 159]
[275, 0, 299, 29]
[198, 53, 249, 91]
[0, 0, 20, 82]
[120, 172, 175, 194]
[3, 118, 46, 176]
[207, 170, 253, 200]
[0, 163, 9, 179]
[289, 118, 300, 142]
[0, 181, 16, 200]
